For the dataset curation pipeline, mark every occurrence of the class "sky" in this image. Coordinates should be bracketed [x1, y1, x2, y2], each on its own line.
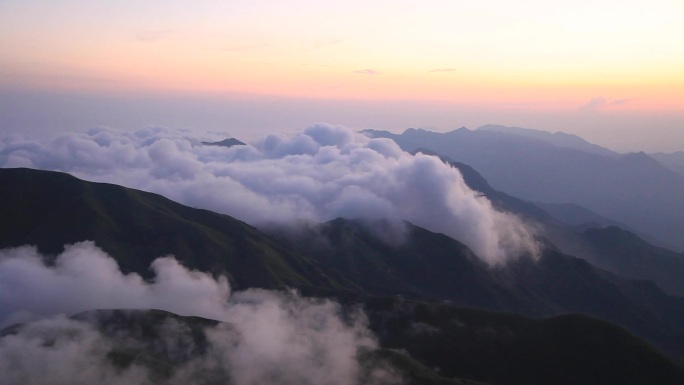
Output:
[1, 0, 683, 152]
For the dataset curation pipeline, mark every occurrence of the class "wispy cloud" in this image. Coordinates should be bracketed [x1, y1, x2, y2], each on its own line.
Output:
[581, 96, 607, 110]
[0, 242, 398, 385]
[580, 97, 631, 111]
[354, 69, 380, 76]
[429, 68, 455, 73]
[610, 98, 631, 106]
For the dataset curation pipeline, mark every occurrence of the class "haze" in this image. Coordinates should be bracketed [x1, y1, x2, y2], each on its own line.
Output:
[1, 1, 683, 152]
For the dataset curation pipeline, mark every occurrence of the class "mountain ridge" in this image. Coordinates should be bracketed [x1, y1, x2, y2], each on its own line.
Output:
[477, 124, 619, 157]
[7, 306, 682, 385]
[0, 167, 342, 292]
[364, 127, 684, 252]
[201, 137, 246, 148]
[3, 167, 684, 365]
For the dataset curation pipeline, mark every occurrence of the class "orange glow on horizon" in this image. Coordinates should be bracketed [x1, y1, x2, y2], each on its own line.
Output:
[4, 58, 683, 114]
[3, 27, 683, 115]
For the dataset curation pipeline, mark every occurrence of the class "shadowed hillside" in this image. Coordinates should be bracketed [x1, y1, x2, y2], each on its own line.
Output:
[0, 167, 341, 291]
[4, 307, 683, 385]
[3, 167, 684, 366]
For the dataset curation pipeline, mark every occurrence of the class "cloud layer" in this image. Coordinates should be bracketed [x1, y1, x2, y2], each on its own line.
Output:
[0, 124, 538, 264]
[0, 243, 397, 385]
[0, 242, 230, 327]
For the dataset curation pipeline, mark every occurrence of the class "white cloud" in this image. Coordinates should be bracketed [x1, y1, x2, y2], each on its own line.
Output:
[0, 316, 150, 385]
[354, 69, 380, 76]
[580, 97, 631, 111]
[581, 96, 608, 110]
[0, 242, 230, 328]
[0, 243, 399, 385]
[0, 123, 539, 264]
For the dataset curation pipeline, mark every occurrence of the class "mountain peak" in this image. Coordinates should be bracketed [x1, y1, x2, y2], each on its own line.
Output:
[201, 138, 245, 148]
[402, 127, 426, 135]
[618, 151, 666, 169]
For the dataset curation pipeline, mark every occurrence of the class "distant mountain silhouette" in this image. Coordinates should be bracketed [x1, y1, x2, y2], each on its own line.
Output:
[650, 151, 684, 177]
[478, 124, 618, 158]
[364, 127, 684, 252]
[201, 137, 246, 148]
[412, 148, 552, 222]
[532, 201, 669, 247]
[582, 226, 684, 296]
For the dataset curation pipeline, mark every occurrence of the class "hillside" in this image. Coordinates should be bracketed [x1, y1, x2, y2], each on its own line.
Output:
[413, 151, 684, 297]
[273, 218, 684, 360]
[362, 299, 684, 385]
[582, 227, 684, 295]
[4, 306, 683, 385]
[3, 167, 684, 366]
[0, 167, 341, 291]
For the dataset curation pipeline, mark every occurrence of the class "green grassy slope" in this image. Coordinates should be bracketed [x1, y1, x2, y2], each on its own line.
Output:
[0, 167, 341, 291]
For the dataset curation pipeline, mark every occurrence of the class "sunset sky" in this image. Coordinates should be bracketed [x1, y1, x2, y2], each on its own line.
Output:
[2, 0, 683, 152]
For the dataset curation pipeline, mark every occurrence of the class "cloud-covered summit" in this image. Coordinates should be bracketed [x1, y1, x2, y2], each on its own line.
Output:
[0, 123, 538, 264]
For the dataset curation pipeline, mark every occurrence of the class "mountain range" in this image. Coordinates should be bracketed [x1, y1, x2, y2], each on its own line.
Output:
[478, 124, 619, 158]
[2, 167, 684, 384]
[479, 125, 684, 178]
[406, 150, 684, 298]
[650, 151, 684, 176]
[364, 126, 684, 252]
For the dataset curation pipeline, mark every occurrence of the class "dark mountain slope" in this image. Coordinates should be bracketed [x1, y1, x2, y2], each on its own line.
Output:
[0, 167, 340, 291]
[582, 226, 684, 296]
[5, 306, 683, 385]
[201, 137, 246, 148]
[270, 218, 523, 311]
[271, 216, 684, 360]
[362, 299, 684, 385]
[4, 167, 684, 362]
[498, 247, 684, 360]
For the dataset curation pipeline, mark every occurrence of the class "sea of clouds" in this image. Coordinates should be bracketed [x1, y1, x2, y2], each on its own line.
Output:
[0, 123, 543, 384]
[0, 123, 538, 264]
